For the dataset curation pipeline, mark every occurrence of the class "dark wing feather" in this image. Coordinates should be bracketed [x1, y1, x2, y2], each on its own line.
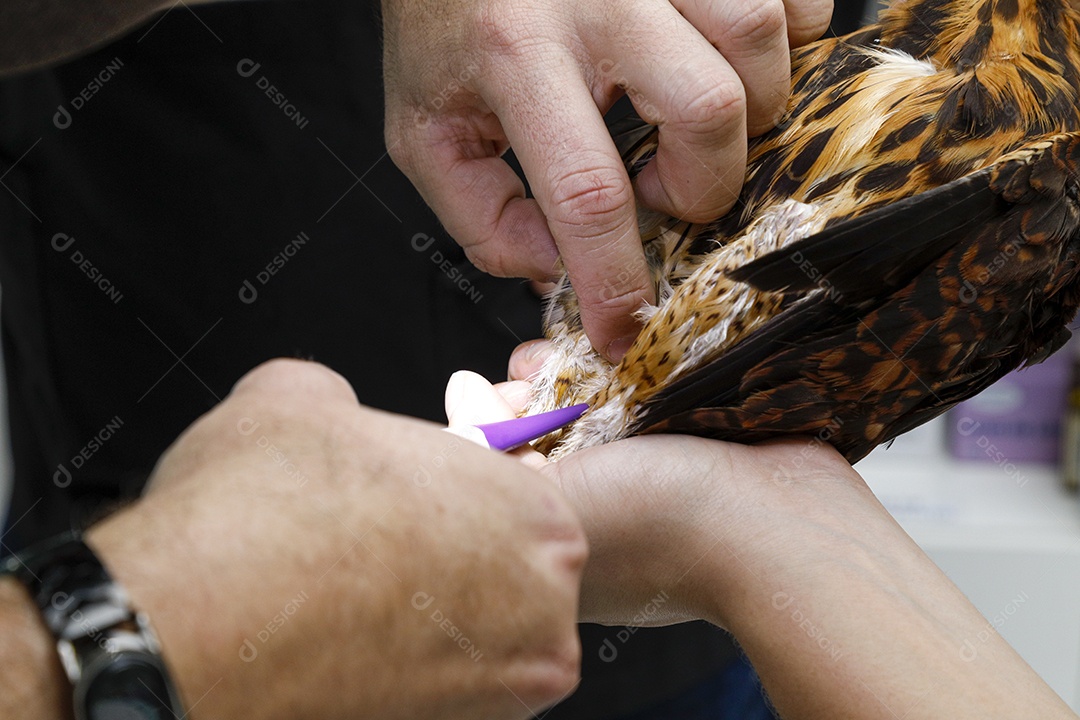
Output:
[633, 133, 1080, 462]
[640, 166, 1004, 421]
[727, 171, 1004, 301]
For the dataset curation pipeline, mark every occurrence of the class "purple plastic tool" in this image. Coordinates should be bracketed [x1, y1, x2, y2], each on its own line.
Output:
[473, 404, 589, 452]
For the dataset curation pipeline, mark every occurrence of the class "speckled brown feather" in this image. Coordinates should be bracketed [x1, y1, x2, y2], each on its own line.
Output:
[530, 0, 1080, 461]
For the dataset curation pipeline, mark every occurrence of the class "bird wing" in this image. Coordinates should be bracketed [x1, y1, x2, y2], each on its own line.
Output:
[727, 172, 1003, 302]
[632, 132, 1080, 462]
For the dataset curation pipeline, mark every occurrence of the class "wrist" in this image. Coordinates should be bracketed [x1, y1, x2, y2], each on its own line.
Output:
[0, 576, 72, 720]
[82, 506, 209, 719]
[698, 468, 890, 630]
[696, 457, 1076, 719]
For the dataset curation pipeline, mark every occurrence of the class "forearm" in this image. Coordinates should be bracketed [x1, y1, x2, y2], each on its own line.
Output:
[0, 577, 70, 720]
[0, 0, 177, 74]
[711, 475, 1075, 719]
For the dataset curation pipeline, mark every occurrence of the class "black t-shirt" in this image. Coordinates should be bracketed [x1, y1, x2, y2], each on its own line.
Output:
[0, 1, 744, 716]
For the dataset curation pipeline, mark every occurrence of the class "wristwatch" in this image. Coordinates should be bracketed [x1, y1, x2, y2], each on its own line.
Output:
[1, 531, 186, 720]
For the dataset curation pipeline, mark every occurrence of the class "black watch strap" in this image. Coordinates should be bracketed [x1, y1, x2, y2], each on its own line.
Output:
[2, 531, 186, 720]
[4, 532, 124, 636]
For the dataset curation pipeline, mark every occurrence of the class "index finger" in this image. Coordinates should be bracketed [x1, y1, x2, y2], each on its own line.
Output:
[480, 50, 655, 361]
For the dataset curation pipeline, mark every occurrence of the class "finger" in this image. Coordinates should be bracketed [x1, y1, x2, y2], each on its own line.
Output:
[529, 279, 559, 297]
[669, 0, 791, 136]
[386, 115, 562, 281]
[586, 3, 748, 222]
[445, 371, 547, 468]
[230, 358, 359, 405]
[783, 0, 834, 46]
[445, 370, 516, 427]
[509, 340, 555, 381]
[493, 380, 534, 415]
[479, 48, 654, 361]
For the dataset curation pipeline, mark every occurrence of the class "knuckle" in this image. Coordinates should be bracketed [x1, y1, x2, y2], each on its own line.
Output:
[455, 216, 519, 277]
[568, 253, 651, 311]
[669, 79, 746, 144]
[464, 237, 547, 280]
[590, 279, 648, 313]
[723, 0, 788, 48]
[521, 634, 581, 706]
[463, 244, 509, 277]
[384, 124, 417, 174]
[588, 1, 636, 43]
[552, 633, 583, 690]
[469, 4, 540, 59]
[566, 525, 589, 575]
[547, 165, 633, 235]
[237, 358, 355, 401]
[545, 492, 590, 569]
[789, 0, 834, 41]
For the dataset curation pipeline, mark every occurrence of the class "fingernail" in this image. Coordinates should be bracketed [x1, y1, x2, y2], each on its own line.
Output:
[605, 335, 636, 362]
[498, 380, 534, 410]
[523, 340, 554, 365]
[509, 341, 554, 382]
[443, 424, 491, 449]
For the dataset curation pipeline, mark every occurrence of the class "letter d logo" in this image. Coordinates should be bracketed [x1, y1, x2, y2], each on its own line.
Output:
[51, 233, 75, 252]
[53, 105, 72, 129]
[956, 417, 981, 437]
[959, 280, 978, 304]
[236, 59, 261, 78]
[239, 639, 259, 662]
[772, 591, 794, 610]
[237, 417, 260, 436]
[598, 639, 618, 662]
[413, 465, 432, 488]
[411, 233, 436, 252]
[54, 463, 72, 488]
[239, 279, 258, 304]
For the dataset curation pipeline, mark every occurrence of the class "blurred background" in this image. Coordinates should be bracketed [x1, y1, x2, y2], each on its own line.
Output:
[854, 335, 1080, 710]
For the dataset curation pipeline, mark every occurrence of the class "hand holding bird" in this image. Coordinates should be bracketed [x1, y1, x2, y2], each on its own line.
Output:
[382, 0, 833, 359]
[529, 0, 1080, 462]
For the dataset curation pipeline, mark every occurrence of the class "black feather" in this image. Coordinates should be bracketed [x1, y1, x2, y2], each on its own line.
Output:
[728, 169, 1004, 302]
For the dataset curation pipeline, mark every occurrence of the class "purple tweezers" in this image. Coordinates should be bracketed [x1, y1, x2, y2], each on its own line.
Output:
[472, 403, 589, 452]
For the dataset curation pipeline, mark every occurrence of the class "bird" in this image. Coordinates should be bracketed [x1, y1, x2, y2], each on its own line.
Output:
[526, 0, 1080, 463]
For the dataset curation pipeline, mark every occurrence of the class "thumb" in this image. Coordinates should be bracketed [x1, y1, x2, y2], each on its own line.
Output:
[445, 370, 518, 427]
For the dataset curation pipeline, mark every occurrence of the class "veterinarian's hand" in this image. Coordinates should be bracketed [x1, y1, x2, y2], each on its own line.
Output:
[446, 368, 827, 627]
[446, 368, 853, 628]
[382, 0, 833, 361]
[80, 360, 587, 720]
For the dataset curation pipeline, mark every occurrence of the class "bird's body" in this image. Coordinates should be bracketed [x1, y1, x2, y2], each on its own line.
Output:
[529, 0, 1080, 462]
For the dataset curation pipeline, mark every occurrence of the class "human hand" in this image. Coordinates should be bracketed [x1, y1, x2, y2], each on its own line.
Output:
[446, 366, 851, 628]
[382, 0, 832, 360]
[445, 366, 792, 629]
[84, 359, 587, 720]
[501, 343, 1076, 719]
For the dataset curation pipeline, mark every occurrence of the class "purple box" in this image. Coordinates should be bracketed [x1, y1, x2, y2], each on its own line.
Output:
[948, 347, 1073, 465]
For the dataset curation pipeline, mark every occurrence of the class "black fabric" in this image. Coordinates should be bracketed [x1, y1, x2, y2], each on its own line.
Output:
[0, 1, 740, 716]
